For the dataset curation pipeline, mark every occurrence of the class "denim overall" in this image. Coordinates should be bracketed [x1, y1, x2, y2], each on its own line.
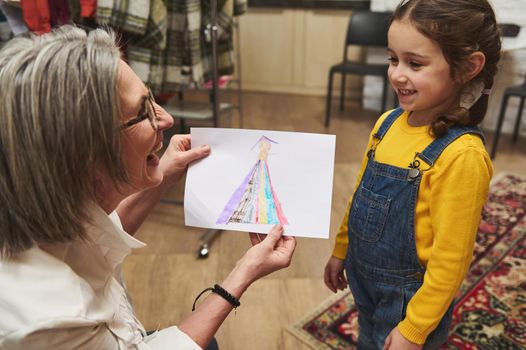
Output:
[345, 108, 484, 349]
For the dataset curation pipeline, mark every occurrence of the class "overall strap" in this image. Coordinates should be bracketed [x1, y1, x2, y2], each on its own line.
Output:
[417, 125, 485, 167]
[373, 108, 405, 140]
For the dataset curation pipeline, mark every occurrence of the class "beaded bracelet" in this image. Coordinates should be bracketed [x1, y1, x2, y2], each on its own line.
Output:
[192, 284, 241, 311]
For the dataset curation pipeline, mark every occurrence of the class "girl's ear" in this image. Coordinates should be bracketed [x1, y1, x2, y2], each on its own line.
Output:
[462, 51, 486, 83]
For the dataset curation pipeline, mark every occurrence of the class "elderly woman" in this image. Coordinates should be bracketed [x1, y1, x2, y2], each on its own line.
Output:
[0, 26, 296, 349]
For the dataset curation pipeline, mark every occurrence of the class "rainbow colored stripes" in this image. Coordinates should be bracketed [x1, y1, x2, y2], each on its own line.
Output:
[216, 160, 288, 225]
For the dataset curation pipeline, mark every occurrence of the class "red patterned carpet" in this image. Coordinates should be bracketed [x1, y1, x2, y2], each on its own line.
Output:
[288, 173, 526, 350]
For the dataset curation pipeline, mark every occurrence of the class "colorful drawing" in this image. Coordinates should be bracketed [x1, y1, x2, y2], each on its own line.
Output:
[216, 136, 289, 225]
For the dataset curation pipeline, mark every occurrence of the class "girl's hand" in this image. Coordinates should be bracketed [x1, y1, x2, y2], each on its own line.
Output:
[324, 256, 347, 293]
[383, 327, 423, 350]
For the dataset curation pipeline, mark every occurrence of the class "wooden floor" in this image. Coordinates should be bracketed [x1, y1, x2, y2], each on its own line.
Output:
[122, 91, 526, 350]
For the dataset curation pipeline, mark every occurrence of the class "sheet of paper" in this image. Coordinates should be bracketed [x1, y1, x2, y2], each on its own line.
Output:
[184, 128, 336, 239]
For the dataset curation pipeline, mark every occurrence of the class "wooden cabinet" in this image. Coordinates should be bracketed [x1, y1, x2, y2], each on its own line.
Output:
[237, 8, 363, 97]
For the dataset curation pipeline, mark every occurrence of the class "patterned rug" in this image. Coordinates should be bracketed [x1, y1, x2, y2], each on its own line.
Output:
[288, 173, 526, 350]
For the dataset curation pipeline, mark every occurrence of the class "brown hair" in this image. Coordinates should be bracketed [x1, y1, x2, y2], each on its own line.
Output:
[0, 26, 126, 258]
[392, 0, 501, 137]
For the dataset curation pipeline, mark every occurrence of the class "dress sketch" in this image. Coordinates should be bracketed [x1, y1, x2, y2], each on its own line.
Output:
[216, 136, 288, 225]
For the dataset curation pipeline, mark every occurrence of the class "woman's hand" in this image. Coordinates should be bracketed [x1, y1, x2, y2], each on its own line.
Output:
[240, 225, 296, 285]
[383, 327, 423, 350]
[159, 134, 210, 188]
[115, 135, 209, 234]
[324, 256, 347, 293]
[180, 225, 295, 348]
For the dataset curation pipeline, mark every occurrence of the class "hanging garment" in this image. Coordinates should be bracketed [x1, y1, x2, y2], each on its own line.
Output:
[125, 0, 168, 90]
[80, 0, 96, 18]
[123, 0, 247, 93]
[66, 0, 79, 22]
[20, 0, 51, 34]
[48, 0, 70, 26]
[97, 0, 151, 35]
[234, 0, 246, 16]
[0, 4, 11, 42]
[0, 0, 28, 35]
[159, 0, 206, 89]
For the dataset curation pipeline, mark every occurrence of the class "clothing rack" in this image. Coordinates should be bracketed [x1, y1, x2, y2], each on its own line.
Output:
[163, 0, 243, 132]
[196, 0, 222, 259]
[162, 0, 242, 258]
[210, 0, 220, 127]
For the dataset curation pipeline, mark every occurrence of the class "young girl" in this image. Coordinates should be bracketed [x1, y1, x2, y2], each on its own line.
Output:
[324, 0, 501, 349]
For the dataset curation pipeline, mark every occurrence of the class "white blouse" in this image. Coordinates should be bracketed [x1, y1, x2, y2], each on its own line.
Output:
[0, 205, 201, 350]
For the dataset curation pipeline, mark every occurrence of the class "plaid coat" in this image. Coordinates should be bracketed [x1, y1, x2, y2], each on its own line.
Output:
[97, 0, 246, 93]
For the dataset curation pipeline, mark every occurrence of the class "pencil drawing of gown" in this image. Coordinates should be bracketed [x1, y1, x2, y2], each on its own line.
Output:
[216, 136, 288, 225]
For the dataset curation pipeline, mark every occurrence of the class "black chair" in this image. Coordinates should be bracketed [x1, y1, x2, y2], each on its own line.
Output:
[489, 23, 523, 159]
[490, 74, 526, 159]
[325, 11, 392, 127]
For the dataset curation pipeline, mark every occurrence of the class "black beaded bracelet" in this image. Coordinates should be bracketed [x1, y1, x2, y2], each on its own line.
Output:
[192, 284, 241, 311]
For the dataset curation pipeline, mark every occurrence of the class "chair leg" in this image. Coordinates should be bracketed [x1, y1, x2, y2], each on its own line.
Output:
[381, 76, 388, 112]
[490, 94, 510, 159]
[512, 97, 525, 143]
[325, 70, 335, 127]
[339, 73, 346, 112]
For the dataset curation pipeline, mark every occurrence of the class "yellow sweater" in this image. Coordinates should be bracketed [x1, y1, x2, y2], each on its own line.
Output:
[332, 110, 493, 344]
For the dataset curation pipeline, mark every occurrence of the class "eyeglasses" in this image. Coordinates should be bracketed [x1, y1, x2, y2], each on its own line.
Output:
[121, 88, 159, 131]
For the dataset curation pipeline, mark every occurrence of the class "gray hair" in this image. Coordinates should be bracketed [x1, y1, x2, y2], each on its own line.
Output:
[0, 25, 126, 258]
